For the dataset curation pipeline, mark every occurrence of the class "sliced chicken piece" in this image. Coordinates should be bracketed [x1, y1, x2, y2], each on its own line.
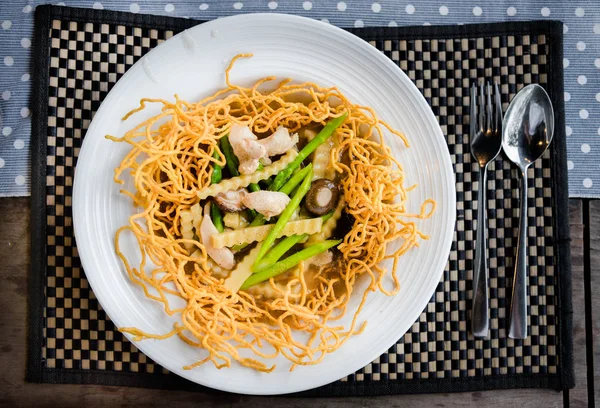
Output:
[239, 158, 262, 175]
[200, 203, 235, 270]
[309, 250, 333, 267]
[214, 188, 247, 212]
[228, 124, 266, 175]
[241, 191, 290, 219]
[258, 126, 299, 157]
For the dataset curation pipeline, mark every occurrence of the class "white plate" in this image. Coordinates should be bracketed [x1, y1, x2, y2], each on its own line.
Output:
[73, 14, 455, 395]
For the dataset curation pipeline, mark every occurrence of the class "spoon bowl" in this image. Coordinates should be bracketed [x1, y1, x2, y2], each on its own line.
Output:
[503, 84, 554, 169]
[502, 83, 555, 339]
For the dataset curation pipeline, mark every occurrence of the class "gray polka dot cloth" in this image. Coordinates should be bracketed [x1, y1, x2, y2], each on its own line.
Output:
[0, 0, 598, 197]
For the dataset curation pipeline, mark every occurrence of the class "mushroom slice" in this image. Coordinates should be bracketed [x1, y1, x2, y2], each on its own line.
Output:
[200, 203, 235, 270]
[242, 191, 290, 219]
[304, 179, 340, 216]
[214, 188, 247, 212]
[258, 126, 299, 157]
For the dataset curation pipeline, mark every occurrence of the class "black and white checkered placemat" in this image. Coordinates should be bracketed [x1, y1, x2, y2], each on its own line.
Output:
[27, 5, 573, 396]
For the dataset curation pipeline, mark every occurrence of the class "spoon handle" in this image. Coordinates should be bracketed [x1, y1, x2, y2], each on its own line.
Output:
[471, 165, 489, 337]
[509, 167, 529, 339]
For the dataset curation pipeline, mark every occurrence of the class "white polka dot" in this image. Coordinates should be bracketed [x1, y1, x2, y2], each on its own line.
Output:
[439, 6, 449, 15]
[92, 2, 103, 10]
[21, 38, 31, 49]
[268, 1, 277, 9]
[594, 24, 600, 34]
[583, 178, 593, 188]
[21, 73, 30, 82]
[3, 127, 12, 136]
[541, 7, 550, 17]
[21, 107, 30, 118]
[165, 3, 174, 12]
[199, 3, 209, 10]
[596, 93, 600, 103]
[321, 18, 329, 23]
[2, 21, 12, 30]
[388, 21, 398, 27]
[507, 7, 517, 16]
[2, 90, 11, 101]
[563, 58, 569, 68]
[598, 128, 600, 136]
[423, 22, 431, 26]
[302, 1, 312, 10]
[566, 126, 573, 136]
[22, 5, 32, 13]
[57, 2, 66, 6]
[473, 6, 482, 16]
[577, 41, 586, 51]
[567, 160, 574, 170]
[4, 56, 13, 66]
[354, 20, 364, 28]
[578, 75, 587, 85]
[575, 7, 585, 17]
[580, 109, 589, 119]
[15, 175, 25, 186]
[564, 92, 571, 102]
[372, 3, 381, 13]
[595, 58, 600, 69]
[130, 3, 140, 13]
[13, 139, 24, 150]
[0, 158, 4, 168]
[564, 24, 568, 34]
[405, 4, 415, 14]
[337, 2, 347, 11]
[233, 2, 243, 10]
[581, 143, 590, 153]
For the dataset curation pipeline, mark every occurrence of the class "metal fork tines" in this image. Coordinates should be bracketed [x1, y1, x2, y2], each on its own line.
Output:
[470, 82, 502, 338]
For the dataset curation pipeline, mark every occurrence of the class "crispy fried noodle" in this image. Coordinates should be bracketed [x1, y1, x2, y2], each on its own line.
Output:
[108, 53, 435, 373]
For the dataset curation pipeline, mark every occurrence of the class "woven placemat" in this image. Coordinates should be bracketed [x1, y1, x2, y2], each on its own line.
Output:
[27, 5, 573, 396]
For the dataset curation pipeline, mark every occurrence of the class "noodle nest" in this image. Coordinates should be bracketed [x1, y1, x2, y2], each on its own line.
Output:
[109, 54, 435, 372]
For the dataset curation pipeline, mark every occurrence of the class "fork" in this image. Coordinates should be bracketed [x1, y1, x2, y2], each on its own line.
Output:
[470, 82, 503, 338]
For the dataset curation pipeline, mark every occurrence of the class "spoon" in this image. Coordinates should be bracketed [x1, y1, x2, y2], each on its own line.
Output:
[502, 84, 554, 339]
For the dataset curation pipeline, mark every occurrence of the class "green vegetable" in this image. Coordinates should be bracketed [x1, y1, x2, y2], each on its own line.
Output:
[260, 176, 274, 189]
[211, 202, 224, 233]
[255, 212, 331, 270]
[254, 234, 308, 272]
[245, 164, 264, 218]
[211, 150, 223, 184]
[255, 167, 314, 262]
[210, 151, 225, 232]
[269, 113, 347, 191]
[321, 211, 334, 223]
[248, 162, 263, 193]
[219, 135, 240, 177]
[279, 164, 312, 196]
[241, 239, 342, 289]
[232, 165, 313, 251]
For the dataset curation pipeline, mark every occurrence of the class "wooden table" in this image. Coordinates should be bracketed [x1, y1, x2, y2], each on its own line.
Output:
[0, 198, 597, 407]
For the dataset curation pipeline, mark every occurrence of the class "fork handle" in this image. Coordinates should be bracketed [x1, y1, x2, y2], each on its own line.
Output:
[509, 166, 529, 339]
[471, 165, 489, 338]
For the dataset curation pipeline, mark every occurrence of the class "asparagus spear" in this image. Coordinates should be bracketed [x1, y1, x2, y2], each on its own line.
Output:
[210, 150, 225, 232]
[255, 166, 314, 262]
[241, 239, 342, 290]
[269, 113, 347, 191]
